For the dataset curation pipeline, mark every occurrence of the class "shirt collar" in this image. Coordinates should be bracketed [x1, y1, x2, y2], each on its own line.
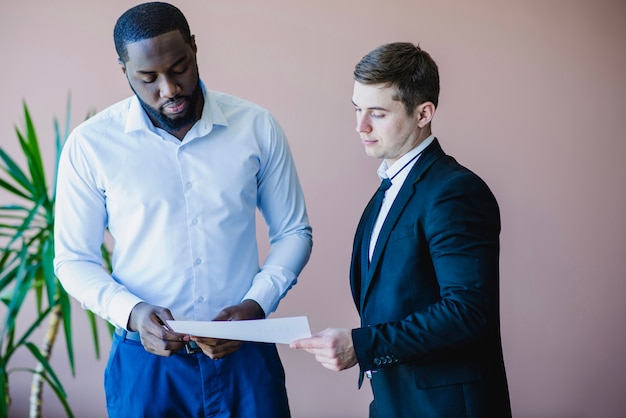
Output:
[124, 80, 229, 138]
[377, 134, 436, 180]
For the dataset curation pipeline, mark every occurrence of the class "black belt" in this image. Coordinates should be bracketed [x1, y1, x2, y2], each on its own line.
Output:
[114, 328, 202, 354]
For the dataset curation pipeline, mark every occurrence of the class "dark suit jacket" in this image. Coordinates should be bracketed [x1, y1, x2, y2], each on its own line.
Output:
[350, 139, 511, 418]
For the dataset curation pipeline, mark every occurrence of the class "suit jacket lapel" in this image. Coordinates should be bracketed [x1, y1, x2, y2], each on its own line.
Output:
[358, 139, 446, 312]
[350, 194, 375, 309]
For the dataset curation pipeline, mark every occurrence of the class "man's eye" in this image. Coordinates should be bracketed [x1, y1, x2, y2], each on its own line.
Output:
[173, 67, 187, 75]
[141, 77, 157, 83]
[371, 113, 384, 119]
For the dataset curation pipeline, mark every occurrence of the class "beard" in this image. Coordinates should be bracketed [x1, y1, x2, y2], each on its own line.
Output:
[133, 80, 203, 132]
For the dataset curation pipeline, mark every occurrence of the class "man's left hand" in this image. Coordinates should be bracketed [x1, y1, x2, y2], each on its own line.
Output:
[190, 299, 265, 359]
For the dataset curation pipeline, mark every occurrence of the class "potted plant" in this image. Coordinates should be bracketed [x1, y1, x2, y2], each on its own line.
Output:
[0, 99, 111, 417]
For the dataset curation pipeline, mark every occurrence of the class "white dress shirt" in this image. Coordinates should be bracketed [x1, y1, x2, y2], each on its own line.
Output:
[54, 84, 312, 329]
[369, 135, 435, 260]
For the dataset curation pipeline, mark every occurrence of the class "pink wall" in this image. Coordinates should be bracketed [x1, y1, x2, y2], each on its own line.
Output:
[2, 1, 625, 417]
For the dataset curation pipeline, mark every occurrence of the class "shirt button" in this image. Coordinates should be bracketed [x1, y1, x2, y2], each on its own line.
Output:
[191, 218, 198, 225]
[195, 258, 202, 265]
[197, 296, 204, 303]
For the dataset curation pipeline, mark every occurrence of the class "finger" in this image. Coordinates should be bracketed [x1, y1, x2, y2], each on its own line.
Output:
[203, 340, 241, 357]
[210, 340, 241, 353]
[153, 312, 173, 329]
[191, 336, 213, 344]
[191, 336, 226, 347]
[290, 337, 325, 350]
[193, 336, 245, 348]
[313, 353, 348, 371]
[145, 324, 188, 343]
[212, 309, 233, 322]
[320, 361, 343, 372]
[141, 334, 187, 357]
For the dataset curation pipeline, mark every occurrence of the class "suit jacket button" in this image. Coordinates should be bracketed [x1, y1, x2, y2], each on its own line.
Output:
[374, 358, 381, 366]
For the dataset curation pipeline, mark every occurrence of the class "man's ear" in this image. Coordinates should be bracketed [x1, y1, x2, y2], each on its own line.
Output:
[190, 34, 197, 54]
[118, 58, 126, 75]
[416, 102, 436, 128]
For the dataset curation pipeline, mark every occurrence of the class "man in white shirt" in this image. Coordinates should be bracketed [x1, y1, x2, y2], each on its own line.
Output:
[53, 2, 312, 417]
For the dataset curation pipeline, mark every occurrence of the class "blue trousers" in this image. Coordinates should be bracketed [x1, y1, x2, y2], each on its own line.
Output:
[104, 332, 291, 417]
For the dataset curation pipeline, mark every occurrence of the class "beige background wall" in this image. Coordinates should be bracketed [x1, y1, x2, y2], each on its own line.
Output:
[2, 0, 625, 417]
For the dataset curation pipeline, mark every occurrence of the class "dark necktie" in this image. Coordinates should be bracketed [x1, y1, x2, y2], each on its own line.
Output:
[360, 178, 392, 304]
[361, 178, 392, 273]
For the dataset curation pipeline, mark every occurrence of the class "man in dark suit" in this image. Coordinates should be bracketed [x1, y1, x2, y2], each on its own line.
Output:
[291, 42, 511, 418]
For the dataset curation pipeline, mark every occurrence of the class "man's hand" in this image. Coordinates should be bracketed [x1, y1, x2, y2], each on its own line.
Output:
[190, 299, 265, 360]
[127, 302, 189, 356]
[290, 328, 358, 371]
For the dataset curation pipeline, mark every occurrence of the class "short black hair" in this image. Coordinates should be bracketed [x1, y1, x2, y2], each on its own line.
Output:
[354, 42, 440, 114]
[114, 2, 192, 62]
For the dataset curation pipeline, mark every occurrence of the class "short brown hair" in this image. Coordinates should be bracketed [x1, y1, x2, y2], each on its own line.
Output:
[354, 42, 440, 114]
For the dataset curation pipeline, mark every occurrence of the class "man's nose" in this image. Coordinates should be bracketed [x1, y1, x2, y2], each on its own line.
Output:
[159, 76, 180, 99]
[356, 115, 372, 134]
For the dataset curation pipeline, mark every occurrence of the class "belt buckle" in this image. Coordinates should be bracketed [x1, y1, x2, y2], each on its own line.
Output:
[365, 370, 377, 379]
[185, 341, 202, 355]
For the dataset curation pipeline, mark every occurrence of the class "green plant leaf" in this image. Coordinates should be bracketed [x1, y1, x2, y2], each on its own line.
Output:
[1, 244, 35, 342]
[30, 368, 75, 418]
[41, 236, 57, 308]
[0, 366, 8, 417]
[59, 291, 76, 376]
[5, 304, 53, 361]
[11, 365, 75, 418]
[23, 342, 67, 398]
[19, 102, 47, 199]
[0, 148, 32, 200]
[0, 197, 43, 251]
[0, 98, 112, 415]
[86, 310, 101, 360]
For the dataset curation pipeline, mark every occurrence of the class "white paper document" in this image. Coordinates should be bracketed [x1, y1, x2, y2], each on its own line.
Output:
[166, 316, 311, 344]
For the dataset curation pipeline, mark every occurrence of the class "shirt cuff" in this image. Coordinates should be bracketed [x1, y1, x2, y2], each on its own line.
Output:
[108, 291, 145, 330]
[242, 265, 296, 316]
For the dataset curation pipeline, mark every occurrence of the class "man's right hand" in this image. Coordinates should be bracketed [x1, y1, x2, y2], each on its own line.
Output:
[127, 302, 189, 356]
[290, 328, 358, 371]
